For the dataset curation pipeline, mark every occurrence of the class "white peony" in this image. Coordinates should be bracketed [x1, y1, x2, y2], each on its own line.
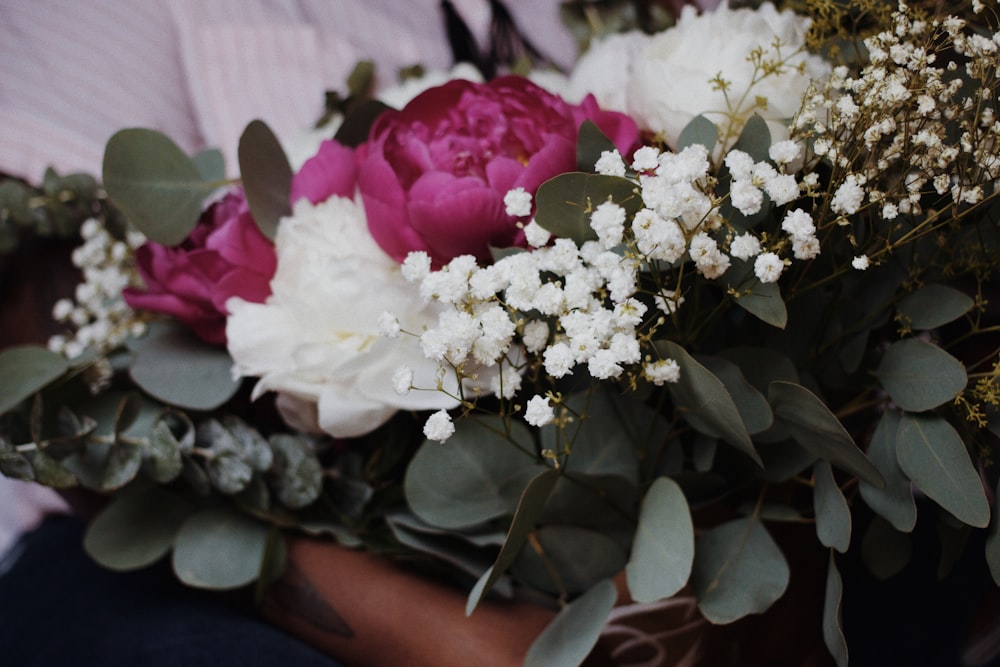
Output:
[569, 3, 829, 152]
[226, 196, 459, 439]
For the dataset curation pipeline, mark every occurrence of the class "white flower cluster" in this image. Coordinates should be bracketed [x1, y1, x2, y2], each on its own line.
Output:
[390, 136, 833, 440]
[793, 3, 999, 232]
[48, 219, 147, 358]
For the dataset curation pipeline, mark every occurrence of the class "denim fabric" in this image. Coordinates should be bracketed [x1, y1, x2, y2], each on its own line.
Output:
[0, 515, 343, 667]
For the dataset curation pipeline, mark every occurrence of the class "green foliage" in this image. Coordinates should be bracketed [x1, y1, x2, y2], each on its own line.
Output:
[895, 413, 990, 528]
[524, 579, 617, 667]
[677, 115, 719, 153]
[0, 346, 70, 416]
[128, 322, 240, 411]
[722, 259, 788, 328]
[102, 129, 220, 245]
[690, 517, 790, 623]
[876, 338, 967, 411]
[897, 284, 975, 330]
[172, 506, 273, 589]
[823, 554, 849, 667]
[625, 476, 694, 602]
[576, 120, 618, 173]
[534, 172, 641, 244]
[238, 120, 292, 240]
[858, 411, 916, 532]
[813, 460, 851, 552]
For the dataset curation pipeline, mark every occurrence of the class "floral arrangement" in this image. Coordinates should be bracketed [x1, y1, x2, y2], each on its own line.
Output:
[2, 1, 999, 665]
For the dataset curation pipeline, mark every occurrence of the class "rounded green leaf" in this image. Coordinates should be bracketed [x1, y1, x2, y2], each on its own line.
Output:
[697, 355, 773, 435]
[986, 477, 1000, 585]
[405, 417, 541, 529]
[677, 114, 718, 152]
[859, 411, 916, 532]
[524, 579, 617, 667]
[769, 381, 884, 488]
[898, 284, 974, 330]
[129, 323, 240, 411]
[861, 515, 911, 580]
[268, 433, 323, 509]
[84, 486, 195, 571]
[172, 507, 271, 589]
[813, 460, 851, 553]
[534, 172, 640, 244]
[722, 259, 787, 329]
[238, 120, 292, 240]
[823, 554, 849, 667]
[626, 476, 694, 602]
[513, 525, 626, 595]
[876, 338, 967, 412]
[729, 113, 772, 161]
[691, 518, 789, 624]
[896, 413, 990, 528]
[103, 128, 215, 245]
[0, 345, 70, 415]
[576, 120, 617, 173]
[192, 149, 225, 182]
[661, 341, 761, 466]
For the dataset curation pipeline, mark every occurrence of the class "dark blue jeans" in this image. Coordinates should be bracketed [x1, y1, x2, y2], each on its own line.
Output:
[0, 515, 343, 667]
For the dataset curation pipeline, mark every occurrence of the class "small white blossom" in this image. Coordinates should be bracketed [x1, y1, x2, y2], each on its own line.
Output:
[523, 219, 551, 248]
[590, 200, 627, 248]
[392, 366, 414, 396]
[524, 395, 555, 427]
[769, 140, 802, 165]
[595, 149, 627, 176]
[753, 252, 784, 283]
[654, 290, 685, 315]
[724, 150, 755, 181]
[832, 175, 866, 215]
[729, 233, 762, 260]
[522, 320, 550, 353]
[402, 251, 432, 282]
[378, 311, 401, 338]
[645, 358, 680, 385]
[730, 179, 764, 215]
[543, 342, 576, 378]
[764, 173, 800, 206]
[792, 236, 821, 260]
[490, 363, 523, 399]
[504, 187, 533, 217]
[424, 410, 455, 442]
[781, 209, 816, 241]
[852, 255, 870, 270]
[631, 146, 661, 172]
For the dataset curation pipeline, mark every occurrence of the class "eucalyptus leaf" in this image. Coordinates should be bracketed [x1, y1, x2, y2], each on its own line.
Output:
[859, 411, 916, 532]
[626, 477, 694, 602]
[335, 99, 392, 148]
[523, 579, 617, 667]
[722, 259, 787, 329]
[897, 284, 974, 330]
[696, 355, 772, 435]
[534, 172, 640, 244]
[113, 392, 143, 437]
[144, 420, 184, 483]
[769, 381, 883, 488]
[206, 454, 253, 495]
[220, 416, 273, 471]
[513, 525, 626, 595]
[876, 338, 967, 412]
[101, 442, 143, 490]
[84, 485, 195, 571]
[576, 120, 618, 173]
[387, 520, 496, 582]
[405, 417, 541, 529]
[553, 389, 649, 483]
[0, 345, 70, 415]
[729, 113, 771, 161]
[659, 341, 761, 466]
[172, 507, 271, 589]
[28, 450, 77, 488]
[861, 515, 911, 580]
[238, 120, 292, 240]
[102, 128, 216, 245]
[691, 517, 789, 624]
[823, 554, 849, 667]
[677, 114, 718, 152]
[0, 448, 35, 481]
[192, 149, 225, 182]
[129, 323, 240, 411]
[813, 460, 851, 553]
[895, 413, 990, 528]
[986, 477, 1000, 585]
[466, 468, 560, 615]
[268, 433, 323, 509]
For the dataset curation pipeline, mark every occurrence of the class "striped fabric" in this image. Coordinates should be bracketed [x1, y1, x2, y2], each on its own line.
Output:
[0, 0, 576, 181]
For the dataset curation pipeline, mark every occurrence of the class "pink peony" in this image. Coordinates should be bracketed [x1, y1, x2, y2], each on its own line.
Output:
[355, 75, 640, 266]
[124, 189, 277, 345]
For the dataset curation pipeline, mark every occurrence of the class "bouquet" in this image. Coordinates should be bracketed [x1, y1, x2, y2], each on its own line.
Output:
[2, 1, 999, 664]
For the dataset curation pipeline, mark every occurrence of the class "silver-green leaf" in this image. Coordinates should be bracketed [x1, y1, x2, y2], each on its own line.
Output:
[172, 507, 271, 589]
[858, 411, 916, 532]
[876, 338, 967, 412]
[823, 554, 849, 667]
[813, 460, 851, 553]
[0, 345, 70, 416]
[897, 284, 974, 330]
[524, 579, 617, 667]
[895, 413, 990, 528]
[626, 476, 694, 602]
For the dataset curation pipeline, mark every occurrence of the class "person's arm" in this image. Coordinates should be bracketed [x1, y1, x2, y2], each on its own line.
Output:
[260, 534, 557, 667]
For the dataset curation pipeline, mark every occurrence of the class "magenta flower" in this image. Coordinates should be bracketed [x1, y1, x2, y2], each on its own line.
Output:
[124, 189, 276, 345]
[355, 75, 640, 266]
